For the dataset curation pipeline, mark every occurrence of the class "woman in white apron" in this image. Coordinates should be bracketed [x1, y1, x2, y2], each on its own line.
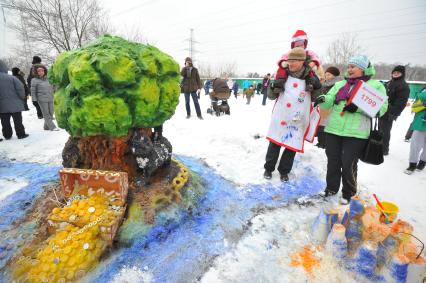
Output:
[264, 47, 321, 181]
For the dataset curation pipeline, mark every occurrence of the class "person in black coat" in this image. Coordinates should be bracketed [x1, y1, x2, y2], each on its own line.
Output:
[27, 55, 43, 119]
[12, 67, 30, 111]
[379, 65, 410, 155]
[232, 81, 239, 98]
[261, 73, 271, 105]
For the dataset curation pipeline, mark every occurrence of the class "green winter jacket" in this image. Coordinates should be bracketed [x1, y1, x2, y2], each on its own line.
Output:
[320, 78, 387, 139]
[411, 89, 426, 131]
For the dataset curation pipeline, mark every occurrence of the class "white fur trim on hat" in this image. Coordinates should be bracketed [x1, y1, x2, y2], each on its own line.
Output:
[292, 35, 308, 42]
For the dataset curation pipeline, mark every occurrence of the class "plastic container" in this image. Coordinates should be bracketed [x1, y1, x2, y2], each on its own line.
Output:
[376, 201, 399, 224]
[383, 254, 409, 283]
[325, 224, 347, 260]
[354, 241, 378, 279]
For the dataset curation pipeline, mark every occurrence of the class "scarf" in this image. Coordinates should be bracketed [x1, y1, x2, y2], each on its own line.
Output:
[323, 77, 338, 88]
[335, 76, 370, 103]
[186, 67, 192, 78]
[288, 66, 307, 80]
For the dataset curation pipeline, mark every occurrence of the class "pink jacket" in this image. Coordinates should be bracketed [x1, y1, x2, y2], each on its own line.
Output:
[277, 50, 321, 67]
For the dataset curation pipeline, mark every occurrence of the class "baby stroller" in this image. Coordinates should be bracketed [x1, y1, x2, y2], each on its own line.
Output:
[207, 78, 231, 116]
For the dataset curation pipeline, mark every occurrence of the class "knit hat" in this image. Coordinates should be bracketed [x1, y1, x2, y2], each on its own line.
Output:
[12, 67, 20, 76]
[325, 66, 340, 77]
[287, 47, 306, 61]
[392, 65, 405, 76]
[32, 56, 41, 64]
[348, 55, 370, 70]
[291, 30, 308, 49]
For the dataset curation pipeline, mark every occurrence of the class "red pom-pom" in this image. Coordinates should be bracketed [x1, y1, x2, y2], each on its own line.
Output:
[287, 103, 292, 108]
[293, 82, 298, 88]
[280, 120, 287, 126]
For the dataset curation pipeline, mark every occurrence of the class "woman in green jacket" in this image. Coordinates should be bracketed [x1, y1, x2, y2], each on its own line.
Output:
[405, 88, 426, 174]
[314, 55, 387, 204]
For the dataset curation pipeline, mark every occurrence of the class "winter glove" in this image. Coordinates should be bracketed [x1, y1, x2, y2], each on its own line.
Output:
[271, 78, 286, 94]
[313, 96, 325, 107]
[343, 103, 358, 113]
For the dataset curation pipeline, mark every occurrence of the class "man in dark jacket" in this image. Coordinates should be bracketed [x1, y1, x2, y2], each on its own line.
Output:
[379, 65, 410, 155]
[261, 73, 271, 105]
[12, 67, 30, 111]
[180, 57, 203, 119]
[27, 55, 43, 119]
[0, 60, 29, 140]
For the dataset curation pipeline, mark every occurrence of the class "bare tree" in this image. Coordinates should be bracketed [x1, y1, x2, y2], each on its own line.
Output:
[7, 0, 112, 54]
[325, 33, 366, 66]
[118, 25, 151, 44]
[216, 62, 238, 78]
[197, 61, 215, 78]
[246, 72, 260, 78]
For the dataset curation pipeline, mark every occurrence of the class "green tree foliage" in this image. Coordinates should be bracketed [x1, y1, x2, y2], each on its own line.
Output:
[48, 35, 180, 137]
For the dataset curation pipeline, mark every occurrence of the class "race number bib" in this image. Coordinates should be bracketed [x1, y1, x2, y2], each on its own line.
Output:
[349, 81, 387, 118]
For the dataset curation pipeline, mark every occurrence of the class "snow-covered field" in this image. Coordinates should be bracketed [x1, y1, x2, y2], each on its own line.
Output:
[1, 92, 425, 282]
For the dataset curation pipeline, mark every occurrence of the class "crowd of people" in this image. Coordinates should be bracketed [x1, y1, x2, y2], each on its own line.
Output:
[0, 55, 58, 142]
[179, 29, 425, 205]
[1, 30, 425, 206]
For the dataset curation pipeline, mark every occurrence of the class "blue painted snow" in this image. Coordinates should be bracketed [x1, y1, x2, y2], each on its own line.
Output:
[90, 156, 324, 283]
[0, 156, 325, 282]
[0, 159, 61, 269]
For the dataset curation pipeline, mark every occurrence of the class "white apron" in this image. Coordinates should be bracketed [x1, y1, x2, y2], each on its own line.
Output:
[266, 76, 313, 153]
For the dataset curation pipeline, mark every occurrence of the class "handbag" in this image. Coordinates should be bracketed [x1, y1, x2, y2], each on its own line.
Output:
[360, 118, 384, 165]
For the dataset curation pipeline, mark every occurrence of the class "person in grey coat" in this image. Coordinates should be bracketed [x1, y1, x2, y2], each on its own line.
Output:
[27, 55, 43, 119]
[0, 59, 29, 140]
[30, 64, 59, 131]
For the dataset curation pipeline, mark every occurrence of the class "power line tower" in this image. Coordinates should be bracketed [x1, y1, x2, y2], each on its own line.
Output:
[184, 28, 199, 62]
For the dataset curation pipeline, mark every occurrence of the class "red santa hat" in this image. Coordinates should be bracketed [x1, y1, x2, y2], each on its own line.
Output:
[291, 30, 308, 49]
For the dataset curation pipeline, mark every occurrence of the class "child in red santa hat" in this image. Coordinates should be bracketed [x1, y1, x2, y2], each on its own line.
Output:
[274, 30, 321, 81]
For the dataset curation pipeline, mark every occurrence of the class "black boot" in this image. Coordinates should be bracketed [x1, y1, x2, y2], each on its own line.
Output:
[319, 189, 338, 198]
[417, 160, 426, 171]
[280, 173, 289, 182]
[404, 163, 417, 175]
[263, 170, 272, 180]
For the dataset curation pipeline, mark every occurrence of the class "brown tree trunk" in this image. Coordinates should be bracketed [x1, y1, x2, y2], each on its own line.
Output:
[62, 128, 152, 179]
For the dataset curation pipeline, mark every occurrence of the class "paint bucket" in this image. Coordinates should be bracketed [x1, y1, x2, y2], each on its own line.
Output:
[311, 208, 330, 243]
[311, 208, 339, 243]
[354, 241, 378, 279]
[377, 235, 398, 268]
[376, 201, 399, 224]
[406, 256, 426, 283]
[349, 196, 365, 219]
[326, 224, 347, 260]
[383, 254, 409, 283]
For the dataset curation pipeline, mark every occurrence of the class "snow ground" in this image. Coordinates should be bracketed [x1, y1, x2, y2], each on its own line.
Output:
[0, 92, 425, 281]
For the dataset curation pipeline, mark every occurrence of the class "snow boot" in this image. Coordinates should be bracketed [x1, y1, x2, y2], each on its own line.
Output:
[264, 170, 272, 180]
[339, 196, 350, 205]
[417, 160, 426, 171]
[280, 173, 289, 182]
[319, 189, 338, 198]
[404, 163, 417, 175]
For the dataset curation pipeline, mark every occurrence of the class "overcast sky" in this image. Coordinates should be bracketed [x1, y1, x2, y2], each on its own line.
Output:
[2, 0, 426, 75]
